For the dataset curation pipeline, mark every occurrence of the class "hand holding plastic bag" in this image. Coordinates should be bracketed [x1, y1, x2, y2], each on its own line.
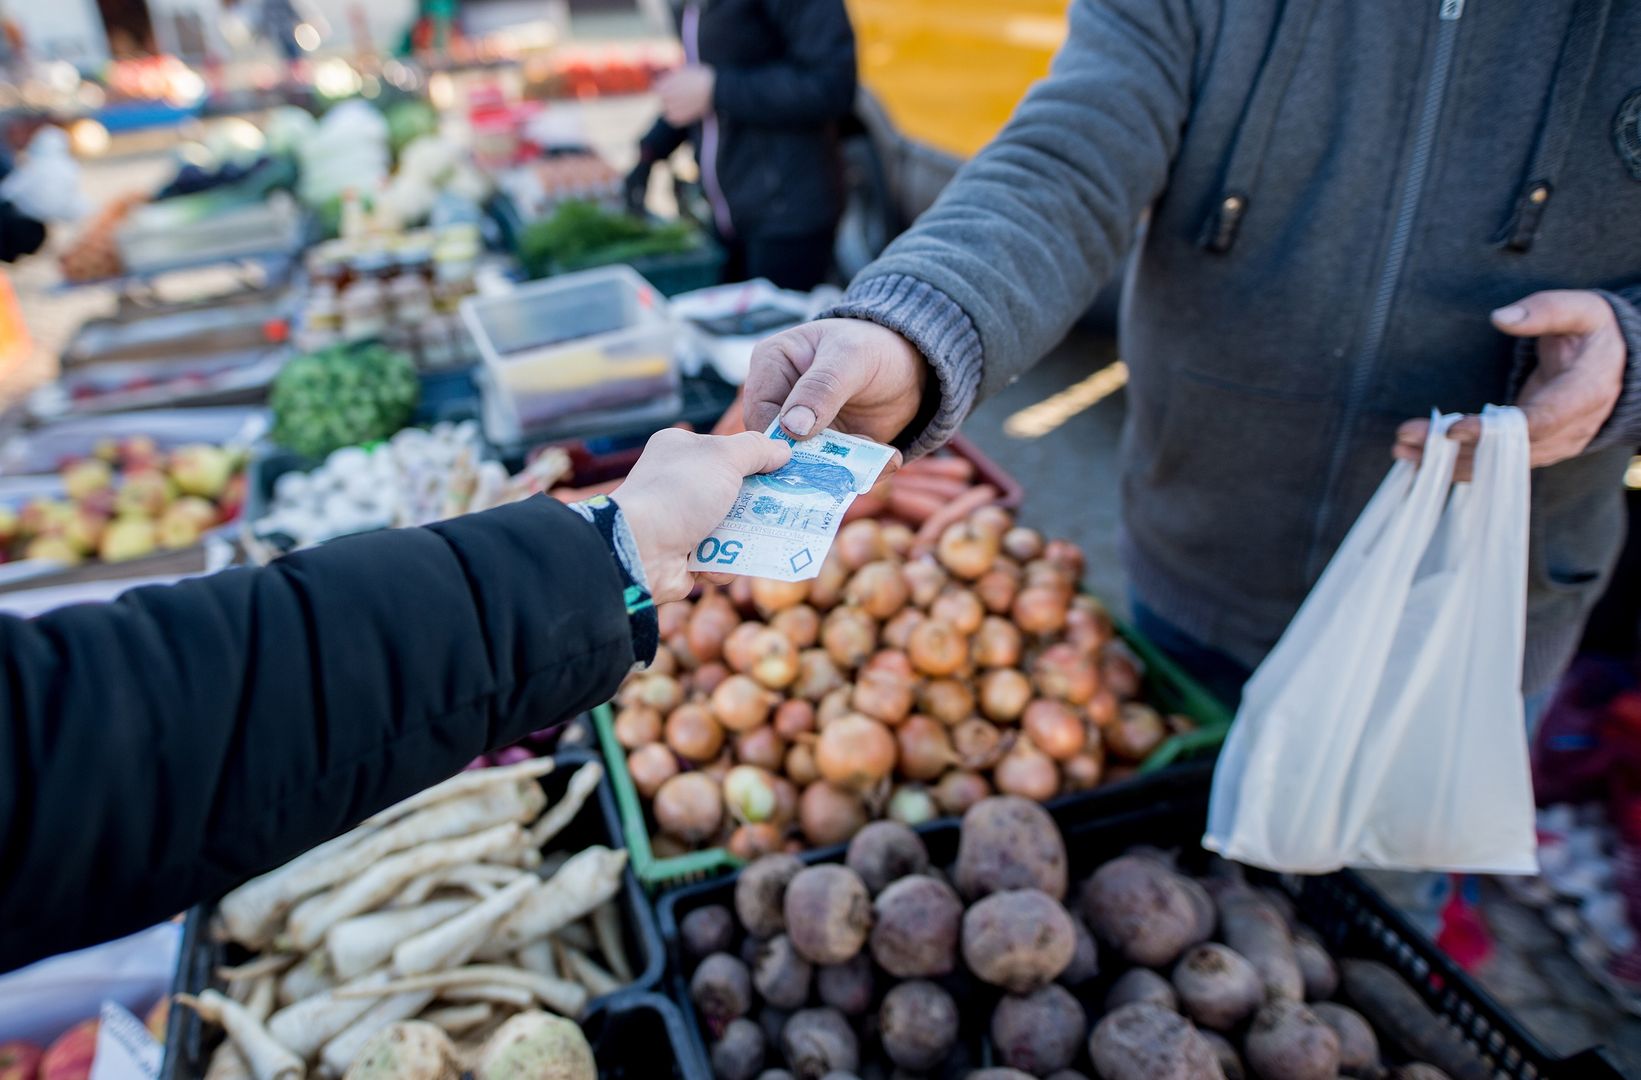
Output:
[1204, 406, 1538, 874]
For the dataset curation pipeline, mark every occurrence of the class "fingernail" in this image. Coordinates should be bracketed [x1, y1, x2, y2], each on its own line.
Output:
[1493, 304, 1527, 325]
[783, 406, 816, 437]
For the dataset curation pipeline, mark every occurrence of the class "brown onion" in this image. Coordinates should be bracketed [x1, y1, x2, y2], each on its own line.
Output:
[701, 750, 735, 783]
[723, 764, 781, 823]
[749, 627, 801, 690]
[1062, 738, 1105, 792]
[972, 616, 1024, 669]
[648, 646, 678, 677]
[809, 554, 849, 610]
[1012, 585, 1071, 636]
[836, 519, 887, 571]
[936, 520, 1001, 581]
[1022, 699, 1086, 761]
[614, 705, 663, 750]
[785, 742, 821, 785]
[1086, 688, 1119, 728]
[751, 577, 809, 618]
[933, 770, 992, 815]
[657, 600, 692, 639]
[773, 698, 816, 739]
[623, 672, 684, 713]
[665, 703, 724, 762]
[815, 713, 898, 790]
[691, 662, 731, 698]
[908, 619, 968, 677]
[1043, 538, 1086, 579]
[712, 674, 777, 733]
[881, 521, 916, 557]
[729, 575, 756, 615]
[771, 604, 821, 648]
[975, 567, 1020, 615]
[723, 622, 765, 673]
[728, 823, 784, 861]
[799, 781, 868, 846]
[627, 743, 679, 799]
[919, 678, 976, 726]
[978, 668, 1033, 722]
[902, 558, 949, 608]
[952, 717, 1010, 770]
[666, 630, 699, 672]
[971, 504, 1013, 539]
[687, 605, 737, 664]
[931, 587, 985, 634]
[1001, 526, 1044, 562]
[882, 608, 925, 651]
[865, 648, 915, 679]
[735, 724, 787, 771]
[845, 560, 910, 620]
[896, 715, 956, 780]
[816, 686, 853, 727]
[994, 741, 1059, 801]
[654, 772, 723, 843]
[853, 669, 915, 725]
[888, 783, 939, 827]
[822, 607, 878, 669]
[794, 649, 847, 701]
[1065, 604, 1114, 654]
[1023, 559, 1074, 591]
[1102, 644, 1144, 700]
[1032, 642, 1101, 705]
[771, 775, 799, 827]
[1106, 703, 1168, 762]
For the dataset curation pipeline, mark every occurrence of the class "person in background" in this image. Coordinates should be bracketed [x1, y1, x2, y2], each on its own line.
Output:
[0, 428, 790, 972]
[626, 0, 856, 292]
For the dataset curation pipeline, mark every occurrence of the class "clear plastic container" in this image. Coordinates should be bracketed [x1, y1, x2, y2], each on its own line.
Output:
[461, 266, 680, 445]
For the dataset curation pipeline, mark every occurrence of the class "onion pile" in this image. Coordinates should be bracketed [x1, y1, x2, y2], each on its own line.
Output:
[612, 506, 1193, 855]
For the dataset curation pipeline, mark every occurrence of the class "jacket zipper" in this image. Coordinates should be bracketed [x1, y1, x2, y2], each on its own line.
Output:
[683, 3, 735, 238]
[1305, 0, 1465, 576]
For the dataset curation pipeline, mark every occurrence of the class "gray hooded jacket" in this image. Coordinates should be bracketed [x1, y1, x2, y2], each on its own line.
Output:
[827, 0, 1641, 693]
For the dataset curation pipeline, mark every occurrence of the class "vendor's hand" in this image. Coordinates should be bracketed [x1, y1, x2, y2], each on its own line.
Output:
[1393, 290, 1627, 480]
[745, 318, 930, 445]
[656, 65, 716, 127]
[612, 429, 791, 602]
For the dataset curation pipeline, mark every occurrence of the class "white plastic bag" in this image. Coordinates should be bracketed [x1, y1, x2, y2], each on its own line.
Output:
[0, 127, 89, 223]
[1204, 405, 1538, 875]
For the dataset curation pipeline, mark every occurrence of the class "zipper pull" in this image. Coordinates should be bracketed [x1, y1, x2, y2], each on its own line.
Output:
[1440, 0, 1465, 20]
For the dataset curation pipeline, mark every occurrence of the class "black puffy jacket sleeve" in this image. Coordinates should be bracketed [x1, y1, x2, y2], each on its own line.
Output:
[0, 496, 635, 971]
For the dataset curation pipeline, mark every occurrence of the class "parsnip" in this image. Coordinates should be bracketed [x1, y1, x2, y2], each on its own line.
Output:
[360, 760, 554, 830]
[556, 943, 621, 997]
[328, 899, 473, 981]
[277, 952, 334, 1007]
[246, 976, 277, 1023]
[286, 824, 524, 950]
[528, 763, 602, 848]
[268, 971, 393, 1062]
[421, 1003, 494, 1037]
[591, 902, 633, 982]
[218, 954, 296, 984]
[318, 991, 437, 1078]
[439, 984, 534, 1008]
[179, 990, 305, 1080]
[205, 1043, 252, 1080]
[217, 830, 369, 948]
[394, 876, 537, 975]
[332, 965, 586, 1019]
[490, 847, 627, 952]
[515, 940, 557, 978]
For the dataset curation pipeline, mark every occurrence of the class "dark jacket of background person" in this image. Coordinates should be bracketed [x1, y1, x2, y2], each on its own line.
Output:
[824, 0, 1641, 695]
[638, 0, 856, 244]
[0, 497, 640, 971]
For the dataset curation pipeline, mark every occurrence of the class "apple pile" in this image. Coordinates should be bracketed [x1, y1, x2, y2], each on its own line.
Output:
[0, 436, 246, 567]
[612, 505, 1195, 862]
[1, 998, 168, 1080]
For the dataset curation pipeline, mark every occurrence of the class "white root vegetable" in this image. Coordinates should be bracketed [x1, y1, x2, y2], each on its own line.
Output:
[421, 1003, 493, 1037]
[439, 983, 535, 1008]
[179, 990, 305, 1080]
[277, 953, 334, 1007]
[223, 786, 540, 947]
[331, 965, 587, 1019]
[556, 943, 621, 997]
[245, 976, 277, 1023]
[218, 830, 370, 948]
[205, 1043, 252, 1080]
[219, 954, 297, 984]
[286, 824, 525, 950]
[490, 847, 627, 952]
[269, 971, 394, 1062]
[393, 862, 524, 908]
[341, 1019, 460, 1080]
[319, 991, 437, 1077]
[528, 763, 603, 848]
[360, 761, 554, 830]
[515, 940, 557, 978]
[328, 899, 474, 981]
[590, 902, 632, 983]
[394, 876, 538, 975]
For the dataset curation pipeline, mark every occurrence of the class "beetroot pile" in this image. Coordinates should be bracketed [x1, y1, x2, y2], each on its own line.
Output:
[680, 796, 1489, 1080]
[613, 506, 1194, 861]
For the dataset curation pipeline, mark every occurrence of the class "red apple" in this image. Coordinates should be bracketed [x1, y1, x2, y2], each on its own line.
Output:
[0, 1040, 44, 1080]
[41, 1018, 97, 1080]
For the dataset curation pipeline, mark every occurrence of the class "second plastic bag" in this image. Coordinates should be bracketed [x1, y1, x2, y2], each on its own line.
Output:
[1204, 406, 1538, 874]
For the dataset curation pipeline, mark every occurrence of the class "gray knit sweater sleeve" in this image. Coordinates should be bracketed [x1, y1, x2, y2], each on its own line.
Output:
[819, 0, 1203, 454]
[1592, 287, 1641, 452]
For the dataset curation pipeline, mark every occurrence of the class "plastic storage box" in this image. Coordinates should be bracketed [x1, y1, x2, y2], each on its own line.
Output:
[462, 266, 681, 445]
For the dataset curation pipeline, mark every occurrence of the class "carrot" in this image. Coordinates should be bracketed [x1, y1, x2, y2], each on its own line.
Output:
[900, 455, 975, 481]
[841, 493, 888, 522]
[886, 487, 945, 525]
[888, 473, 971, 500]
[912, 484, 999, 552]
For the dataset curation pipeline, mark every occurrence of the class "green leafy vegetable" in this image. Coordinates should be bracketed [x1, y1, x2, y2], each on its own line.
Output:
[271, 343, 420, 459]
[518, 200, 699, 278]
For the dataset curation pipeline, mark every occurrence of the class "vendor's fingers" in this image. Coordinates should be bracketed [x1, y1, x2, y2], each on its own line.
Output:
[744, 329, 810, 434]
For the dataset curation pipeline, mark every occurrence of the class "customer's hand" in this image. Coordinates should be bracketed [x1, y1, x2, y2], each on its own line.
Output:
[655, 65, 716, 127]
[745, 319, 930, 444]
[612, 429, 791, 602]
[1393, 290, 1628, 480]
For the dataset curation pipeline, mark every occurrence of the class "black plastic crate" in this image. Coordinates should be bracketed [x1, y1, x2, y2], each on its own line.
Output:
[579, 991, 708, 1079]
[160, 745, 664, 1078]
[659, 762, 1626, 1080]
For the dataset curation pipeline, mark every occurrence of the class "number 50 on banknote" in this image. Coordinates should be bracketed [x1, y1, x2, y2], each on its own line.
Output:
[687, 420, 897, 581]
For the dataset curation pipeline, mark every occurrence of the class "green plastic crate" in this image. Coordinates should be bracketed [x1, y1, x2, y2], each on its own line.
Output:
[598, 607, 1235, 891]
